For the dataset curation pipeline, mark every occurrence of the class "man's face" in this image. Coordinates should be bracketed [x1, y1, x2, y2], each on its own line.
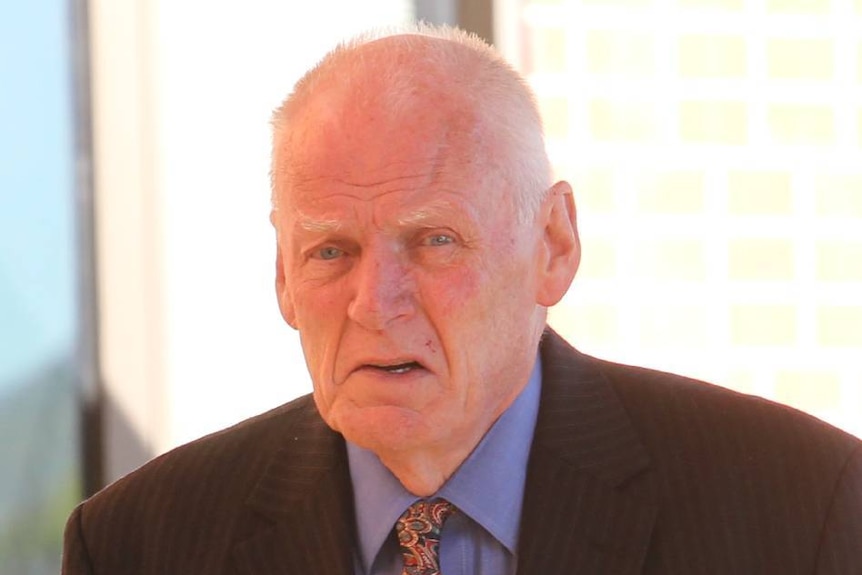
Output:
[272, 84, 554, 463]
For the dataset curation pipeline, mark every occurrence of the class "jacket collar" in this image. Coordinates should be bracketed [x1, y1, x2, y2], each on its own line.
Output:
[232, 401, 357, 575]
[516, 329, 657, 574]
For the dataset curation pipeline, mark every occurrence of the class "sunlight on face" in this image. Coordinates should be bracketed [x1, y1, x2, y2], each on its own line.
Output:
[272, 59, 549, 462]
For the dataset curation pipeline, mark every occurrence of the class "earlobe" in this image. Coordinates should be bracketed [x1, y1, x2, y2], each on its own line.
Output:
[536, 180, 580, 307]
[275, 243, 298, 329]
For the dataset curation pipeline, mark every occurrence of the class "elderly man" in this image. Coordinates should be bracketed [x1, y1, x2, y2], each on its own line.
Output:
[64, 25, 861, 575]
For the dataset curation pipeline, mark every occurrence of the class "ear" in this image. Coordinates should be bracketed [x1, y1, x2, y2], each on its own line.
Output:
[274, 241, 298, 329]
[535, 180, 580, 307]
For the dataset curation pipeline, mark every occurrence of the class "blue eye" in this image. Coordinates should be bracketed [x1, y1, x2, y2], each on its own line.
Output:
[316, 246, 343, 260]
[426, 234, 454, 247]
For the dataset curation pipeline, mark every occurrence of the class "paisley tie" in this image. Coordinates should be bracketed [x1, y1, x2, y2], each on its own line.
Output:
[395, 498, 456, 575]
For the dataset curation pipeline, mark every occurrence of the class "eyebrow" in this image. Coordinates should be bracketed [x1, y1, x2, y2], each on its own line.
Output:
[295, 214, 344, 233]
[291, 198, 471, 233]
[396, 199, 466, 227]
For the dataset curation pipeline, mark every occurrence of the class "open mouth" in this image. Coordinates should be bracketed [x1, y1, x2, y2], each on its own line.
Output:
[366, 361, 423, 374]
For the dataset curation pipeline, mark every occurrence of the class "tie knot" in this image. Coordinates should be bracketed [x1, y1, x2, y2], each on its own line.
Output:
[395, 499, 456, 575]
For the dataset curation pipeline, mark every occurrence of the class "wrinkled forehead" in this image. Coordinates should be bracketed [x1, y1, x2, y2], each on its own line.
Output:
[292, 108, 485, 191]
[277, 41, 497, 201]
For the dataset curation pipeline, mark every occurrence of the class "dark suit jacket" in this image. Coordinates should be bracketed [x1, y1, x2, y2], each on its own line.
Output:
[63, 331, 862, 574]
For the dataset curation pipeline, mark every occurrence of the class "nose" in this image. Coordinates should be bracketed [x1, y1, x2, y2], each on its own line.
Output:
[347, 246, 415, 330]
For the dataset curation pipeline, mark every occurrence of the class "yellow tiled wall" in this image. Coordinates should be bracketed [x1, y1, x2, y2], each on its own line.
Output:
[768, 105, 834, 144]
[588, 31, 654, 74]
[591, 100, 655, 140]
[817, 175, 862, 215]
[679, 35, 747, 77]
[680, 101, 748, 144]
[767, 39, 833, 79]
[518, 0, 862, 437]
[727, 172, 792, 213]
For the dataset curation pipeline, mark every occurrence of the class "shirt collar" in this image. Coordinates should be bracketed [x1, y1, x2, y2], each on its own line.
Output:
[347, 356, 542, 573]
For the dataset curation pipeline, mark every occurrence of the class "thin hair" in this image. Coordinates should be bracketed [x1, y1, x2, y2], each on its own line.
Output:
[270, 23, 552, 224]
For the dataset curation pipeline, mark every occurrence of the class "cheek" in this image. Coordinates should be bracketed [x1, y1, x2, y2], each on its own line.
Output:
[426, 252, 536, 354]
[418, 265, 501, 361]
[293, 280, 346, 324]
[293, 284, 347, 384]
[424, 266, 483, 318]
[299, 317, 340, 425]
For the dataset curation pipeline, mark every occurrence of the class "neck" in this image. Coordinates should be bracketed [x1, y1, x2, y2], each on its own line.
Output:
[374, 384, 527, 496]
[376, 440, 479, 496]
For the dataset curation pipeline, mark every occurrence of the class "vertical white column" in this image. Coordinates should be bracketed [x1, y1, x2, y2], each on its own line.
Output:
[89, 0, 415, 482]
[88, 0, 166, 481]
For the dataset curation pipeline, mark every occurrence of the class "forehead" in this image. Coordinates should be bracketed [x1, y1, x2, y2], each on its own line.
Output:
[281, 96, 496, 213]
[284, 136, 496, 229]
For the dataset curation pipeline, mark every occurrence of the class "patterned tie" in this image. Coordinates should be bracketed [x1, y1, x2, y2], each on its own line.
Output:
[395, 498, 456, 575]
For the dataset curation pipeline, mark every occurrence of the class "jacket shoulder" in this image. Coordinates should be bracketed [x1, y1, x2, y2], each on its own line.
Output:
[67, 394, 321, 571]
[93, 393, 318, 500]
[591, 354, 860, 462]
[541, 333, 862, 571]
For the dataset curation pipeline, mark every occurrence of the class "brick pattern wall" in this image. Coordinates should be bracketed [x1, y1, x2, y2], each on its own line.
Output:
[514, 0, 862, 436]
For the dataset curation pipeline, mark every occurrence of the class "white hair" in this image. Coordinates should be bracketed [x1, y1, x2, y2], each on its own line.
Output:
[270, 23, 552, 224]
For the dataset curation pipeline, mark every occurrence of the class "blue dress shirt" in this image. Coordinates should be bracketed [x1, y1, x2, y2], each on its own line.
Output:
[347, 358, 542, 575]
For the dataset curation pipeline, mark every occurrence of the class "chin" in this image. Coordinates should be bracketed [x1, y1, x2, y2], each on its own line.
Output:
[335, 405, 437, 454]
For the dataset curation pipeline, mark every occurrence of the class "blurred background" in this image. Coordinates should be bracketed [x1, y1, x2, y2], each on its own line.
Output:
[1, 0, 860, 572]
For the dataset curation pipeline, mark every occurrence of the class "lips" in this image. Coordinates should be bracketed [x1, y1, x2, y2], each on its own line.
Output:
[351, 359, 427, 377]
[364, 361, 423, 374]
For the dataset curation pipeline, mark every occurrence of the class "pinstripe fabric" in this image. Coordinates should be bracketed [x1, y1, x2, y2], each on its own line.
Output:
[517, 333, 657, 574]
[63, 397, 356, 575]
[517, 331, 862, 574]
[63, 330, 862, 574]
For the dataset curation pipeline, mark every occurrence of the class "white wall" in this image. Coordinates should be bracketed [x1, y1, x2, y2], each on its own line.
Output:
[89, 0, 414, 481]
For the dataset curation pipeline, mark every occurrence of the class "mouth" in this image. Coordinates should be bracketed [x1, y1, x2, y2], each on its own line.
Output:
[360, 361, 425, 375]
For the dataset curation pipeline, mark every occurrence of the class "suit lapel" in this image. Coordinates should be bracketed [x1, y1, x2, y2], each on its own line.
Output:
[517, 331, 657, 574]
[232, 402, 356, 575]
